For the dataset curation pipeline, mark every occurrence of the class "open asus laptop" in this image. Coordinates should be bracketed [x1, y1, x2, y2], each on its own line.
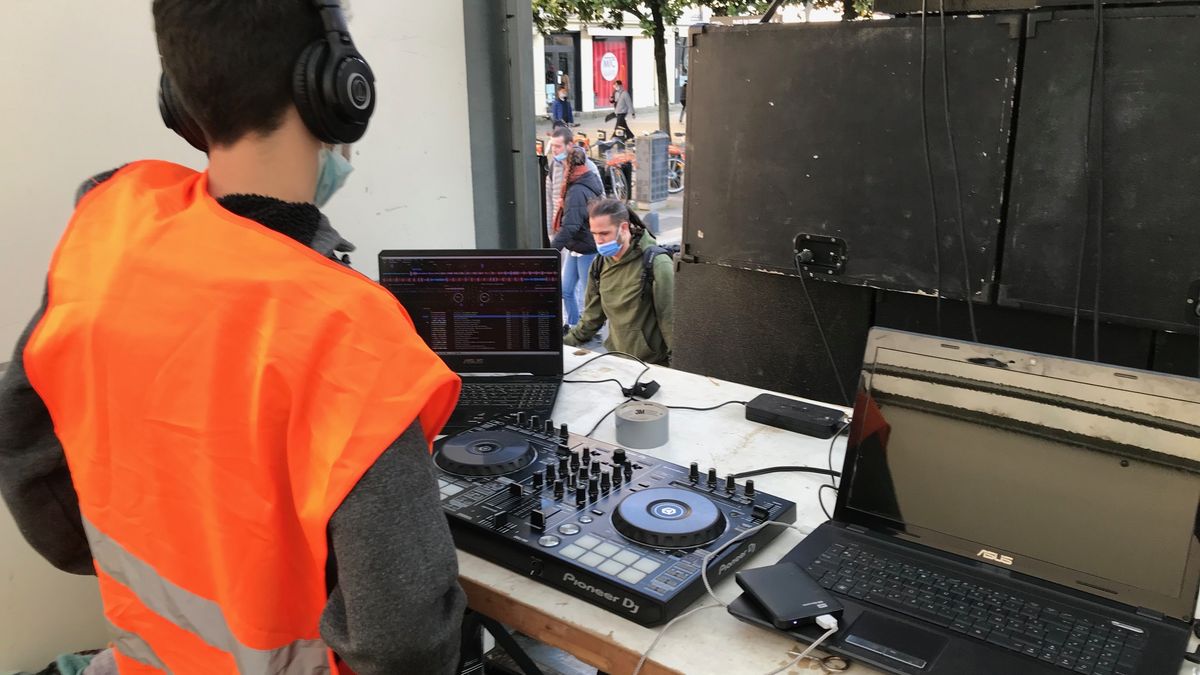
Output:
[378, 249, 563, 433]
[730, 328, 1200, 675]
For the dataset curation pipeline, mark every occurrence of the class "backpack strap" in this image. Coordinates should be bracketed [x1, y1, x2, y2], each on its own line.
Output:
[640, 244, 680, 297]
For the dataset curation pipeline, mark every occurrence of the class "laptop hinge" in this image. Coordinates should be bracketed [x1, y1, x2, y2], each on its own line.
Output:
[1135, 607, 1164, 621]
[846, 524, 869, 535]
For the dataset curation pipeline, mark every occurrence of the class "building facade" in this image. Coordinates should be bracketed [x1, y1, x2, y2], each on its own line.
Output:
[533, 10, 703, 119]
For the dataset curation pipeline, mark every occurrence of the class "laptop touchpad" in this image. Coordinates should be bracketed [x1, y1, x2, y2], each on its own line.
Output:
[843, 613, 947, 671]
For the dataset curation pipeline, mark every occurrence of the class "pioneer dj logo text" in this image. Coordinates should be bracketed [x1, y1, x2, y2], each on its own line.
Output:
[562, 573, 640, 614]
[977, 549, 1014, 565]
[717, 543, 757, 576]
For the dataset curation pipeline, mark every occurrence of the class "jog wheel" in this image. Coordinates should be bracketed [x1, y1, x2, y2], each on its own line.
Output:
[612, 487, 727, 549]
[435, 431, 536, 476]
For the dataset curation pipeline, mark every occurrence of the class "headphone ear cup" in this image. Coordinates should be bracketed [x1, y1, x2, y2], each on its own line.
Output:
[293, 40, 337, 144]
[158, 73, 208, 153]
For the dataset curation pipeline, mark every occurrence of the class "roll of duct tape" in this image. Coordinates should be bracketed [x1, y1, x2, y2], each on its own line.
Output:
[614, 401, 670, 449]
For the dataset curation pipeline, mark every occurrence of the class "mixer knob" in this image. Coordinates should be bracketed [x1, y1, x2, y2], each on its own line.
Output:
[508, 483, 523, 498]
[745, 479, 756, 497]
[623, 463, 633, 481]
[577, 467, 588, 485]
[553, 480, 564, 500]
[575, 488, 587, 507]
[532, 472, 544, 489]
[494, 511, 509, 528]
[689, 462, 699, 483]
[515, 412, 526, 426]
[613, 448, 627, 465]
[530, 509, 546, 530]
[569, 452, 580, 471]
[544, 419, 554, 434]
[590, 462, 601, 476]
[611, 468, 622, 487]
[707, 467, 718, 488]
[545, 466, 556, 484]
[560, 423, 569, 440]
[580, 449, 590, 466]
[588, 476, 599, 496]
[600, 473, 611, 493]
[557, 442, 570, 455]
[725, 474, 736, 493]
[529, 415, 539, 430]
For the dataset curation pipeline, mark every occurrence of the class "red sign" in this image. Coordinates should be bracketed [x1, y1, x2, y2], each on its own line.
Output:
[592, 38, 629, 109]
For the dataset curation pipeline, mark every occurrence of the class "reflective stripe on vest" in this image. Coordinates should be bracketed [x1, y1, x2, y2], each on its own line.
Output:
[85, 518, 331, 675]
[108, 620, 172, 673]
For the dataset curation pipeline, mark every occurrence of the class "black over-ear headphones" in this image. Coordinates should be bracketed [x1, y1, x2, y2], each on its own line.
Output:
[158, 0, 376, 153]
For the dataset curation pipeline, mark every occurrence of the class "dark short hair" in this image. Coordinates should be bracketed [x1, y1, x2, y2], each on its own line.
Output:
[153, 0, 324, 147]
[551, 125, 574, 145]
[614, 80, 623, 86]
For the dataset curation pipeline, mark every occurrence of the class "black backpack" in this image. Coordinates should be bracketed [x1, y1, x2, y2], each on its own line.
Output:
[590, 243, 680, 299]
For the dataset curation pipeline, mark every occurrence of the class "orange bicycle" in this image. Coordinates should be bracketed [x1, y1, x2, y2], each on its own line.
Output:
[667, 133, 685, 194]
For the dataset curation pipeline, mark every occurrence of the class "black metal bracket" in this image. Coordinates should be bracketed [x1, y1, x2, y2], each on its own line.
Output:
[793, 233, 848, 277]
[995, 15, 1024, 39]
[1027, 12, 1054, 38]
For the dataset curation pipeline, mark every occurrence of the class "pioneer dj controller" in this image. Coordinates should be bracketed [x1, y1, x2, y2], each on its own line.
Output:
[434, 413, 797, 626]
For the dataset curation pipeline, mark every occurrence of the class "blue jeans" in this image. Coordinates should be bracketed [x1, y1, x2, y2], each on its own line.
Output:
[562, 252, 596, 326]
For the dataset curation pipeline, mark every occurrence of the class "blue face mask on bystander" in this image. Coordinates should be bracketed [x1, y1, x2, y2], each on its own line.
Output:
[597, 239, 621, 258]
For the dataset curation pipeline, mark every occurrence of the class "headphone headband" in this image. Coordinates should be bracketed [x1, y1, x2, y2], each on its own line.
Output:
[158, 0, 375, 152]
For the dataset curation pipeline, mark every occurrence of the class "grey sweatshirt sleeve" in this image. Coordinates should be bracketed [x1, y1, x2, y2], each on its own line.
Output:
[321, 422, 467, 675]
[0, 287, 94, 575]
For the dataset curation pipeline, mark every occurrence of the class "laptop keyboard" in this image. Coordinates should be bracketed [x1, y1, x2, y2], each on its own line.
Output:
[459, 382, 558, 409]
[808, 543, 1148, 675]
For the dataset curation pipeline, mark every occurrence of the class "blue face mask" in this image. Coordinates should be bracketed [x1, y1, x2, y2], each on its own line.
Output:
[314, 146, 354, 207]
[596, 239, 621, 258]
[554, 151, 568, 162]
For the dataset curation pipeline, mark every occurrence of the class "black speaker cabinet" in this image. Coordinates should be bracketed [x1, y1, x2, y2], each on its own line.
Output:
[673, 261, 872, 406]
[1000, 6, 1200, 332]
[683, 16, 1021, 301]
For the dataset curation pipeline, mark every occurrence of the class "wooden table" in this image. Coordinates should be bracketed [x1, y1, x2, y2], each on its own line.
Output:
[455, 349, 1200, 675]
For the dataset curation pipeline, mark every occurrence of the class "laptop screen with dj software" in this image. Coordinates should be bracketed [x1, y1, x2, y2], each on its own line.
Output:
[378, 250, 562, 374]
[837, 329, 1200, 620]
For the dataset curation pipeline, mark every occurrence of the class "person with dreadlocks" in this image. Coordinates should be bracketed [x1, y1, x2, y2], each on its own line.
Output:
[564, 197, 675, 365]
[550, 146, 603, 332]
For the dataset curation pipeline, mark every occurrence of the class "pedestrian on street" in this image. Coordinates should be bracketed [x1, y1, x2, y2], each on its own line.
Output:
[679, 81, 687, 123]
[612, 80, 635, 141]
[564, 198, 674, 365]
[550, 147, 602, 332]
[551, 87, 570, 126]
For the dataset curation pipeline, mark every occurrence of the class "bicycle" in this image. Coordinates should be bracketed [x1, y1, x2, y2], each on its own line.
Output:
[667, 132, 685, 194]
[597, 136, 635, 201]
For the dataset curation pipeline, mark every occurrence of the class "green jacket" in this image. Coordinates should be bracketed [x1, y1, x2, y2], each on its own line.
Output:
[564, 231, 674, 364]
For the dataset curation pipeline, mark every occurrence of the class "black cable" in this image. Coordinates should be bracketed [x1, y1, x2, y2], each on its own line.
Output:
[818, 484, 838, 522]
[827, 420, 851, 491]
[1073, 0, 1105, 360]
[563, 377, 627, 388]
[666, 400, 747, 412]
[793, 254, 851, 406]
[730, 466, 841, 480]
[1090, 0, 1105, 363]
[585, 397, 632, 437]
[938, 0, 979, 343]
[919, 0, 943, 337]
[563, 350, 649, 377]
[760, 0, 787, 22]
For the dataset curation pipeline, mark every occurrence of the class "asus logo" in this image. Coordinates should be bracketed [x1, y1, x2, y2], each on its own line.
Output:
[977, 549, 1014, 566]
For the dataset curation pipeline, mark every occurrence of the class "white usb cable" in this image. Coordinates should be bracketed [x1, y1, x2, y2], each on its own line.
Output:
[632, 521, 840, 675]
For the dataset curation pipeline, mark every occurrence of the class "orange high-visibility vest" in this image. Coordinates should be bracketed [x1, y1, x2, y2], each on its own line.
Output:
[23, 161, 460, 674]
